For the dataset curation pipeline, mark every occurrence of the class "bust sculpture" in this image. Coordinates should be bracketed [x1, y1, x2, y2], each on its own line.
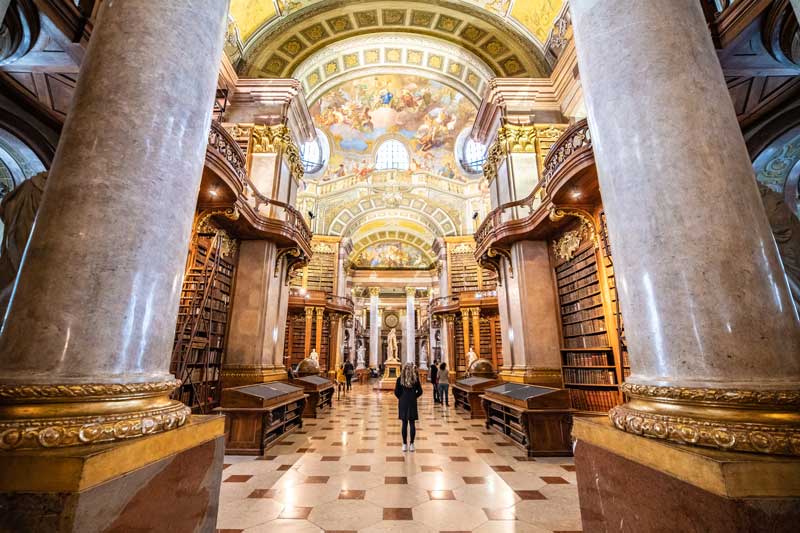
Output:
[386, 327, 399, 362]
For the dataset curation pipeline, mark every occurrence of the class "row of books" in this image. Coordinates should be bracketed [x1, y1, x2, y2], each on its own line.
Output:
[560, 283, 601, 305]
[555, 247, 596, 276]
[564, 368, 617, 384]
[569, 389, 619, 412]
[561, 306, 605, 325]
[563, 351, 612, 366]
[564, 333, 609, 349]
[561, 293, 604, 315]
[558, 272, 599, 296]
[557, 262, 598, 288]
[563, 318, 606, 338]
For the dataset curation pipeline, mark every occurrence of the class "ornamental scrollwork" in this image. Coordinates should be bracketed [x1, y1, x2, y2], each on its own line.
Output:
[250, 124, 305, 182]
[0, 379, 181, 401]
[622, 383, 800, 407]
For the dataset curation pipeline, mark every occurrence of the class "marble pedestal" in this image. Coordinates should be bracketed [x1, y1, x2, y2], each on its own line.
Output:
[0, 416, 225, 533]
[573, 417, 800, 533]
[375, 361, 402, 391]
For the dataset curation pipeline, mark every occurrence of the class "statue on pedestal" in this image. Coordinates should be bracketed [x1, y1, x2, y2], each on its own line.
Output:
[419, 343, 428, 370]
[309, 349, 320, 366]
[467, 346, 478, 368]
[386, 327, 399, 362]
[356, 344, 366, 370]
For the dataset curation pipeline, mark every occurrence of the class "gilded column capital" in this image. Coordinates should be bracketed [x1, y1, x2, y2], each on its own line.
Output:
[314, 306, 325, 317]
[405, 287, 417, 297]
[250, 124, 304, 182]
[304, 306, 314, 318]
[369, 287, 381, 297]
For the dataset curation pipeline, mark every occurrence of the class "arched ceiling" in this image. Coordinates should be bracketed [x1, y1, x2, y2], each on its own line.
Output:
[228, 0, 565, 79]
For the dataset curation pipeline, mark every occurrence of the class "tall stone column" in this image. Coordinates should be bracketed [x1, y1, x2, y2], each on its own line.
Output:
[460, 309, 471, 372]
[494, 241, 563, 387]
[303, 306, 314, 357]
[470, 308, 481, 357]
[0, 0, 228, 448]
[0, 1, 230, 529]
[314, 307, 324, 355]
[223, 240, 291, 387]
[405, 287, 416, 365]
[570, 0, 800, 453]
[369, 287, 380, 368]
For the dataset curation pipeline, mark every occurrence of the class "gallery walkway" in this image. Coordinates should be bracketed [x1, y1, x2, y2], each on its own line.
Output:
[216, 382, 582, 532]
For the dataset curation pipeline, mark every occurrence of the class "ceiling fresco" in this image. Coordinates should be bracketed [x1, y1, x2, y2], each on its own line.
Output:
[310, 74, 477, 181]
[226, 1, 560, 78]
[353, 241, 430, 269]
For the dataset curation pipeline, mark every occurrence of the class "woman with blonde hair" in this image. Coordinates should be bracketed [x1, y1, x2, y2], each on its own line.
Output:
[394, 362, 423, 452]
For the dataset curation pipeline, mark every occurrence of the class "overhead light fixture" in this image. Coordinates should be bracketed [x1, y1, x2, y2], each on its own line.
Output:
[571, 189, 582, 199]
[208, 188, 218, 197]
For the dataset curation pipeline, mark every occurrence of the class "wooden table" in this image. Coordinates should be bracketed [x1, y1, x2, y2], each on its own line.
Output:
[292, 375, 335, 418]
[452, 377, 502, 419]
[215, 382, 306, 455]
[481, 383, 573, 457]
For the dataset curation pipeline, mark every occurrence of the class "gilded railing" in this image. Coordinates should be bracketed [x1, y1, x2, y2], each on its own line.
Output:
[207, 121, 248, 188]
[541, 118, 591, 186]
[307, 169, 468, 197]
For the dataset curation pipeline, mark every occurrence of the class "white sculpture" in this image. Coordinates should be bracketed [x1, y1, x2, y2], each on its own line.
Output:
[309, 349, 320, 366]
[419, 344, 428, 370]
[467, 346, 478, 368]
[356, 344, 366, 370]
[386, 327, 399, 362]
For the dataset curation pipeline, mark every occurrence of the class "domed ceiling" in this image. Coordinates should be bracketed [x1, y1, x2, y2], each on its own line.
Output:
[226, 0, 565, 78]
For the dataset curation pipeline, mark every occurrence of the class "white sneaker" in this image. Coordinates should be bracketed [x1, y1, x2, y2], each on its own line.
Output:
[402, 444, 408, 452]
[409, 444, 415, 452]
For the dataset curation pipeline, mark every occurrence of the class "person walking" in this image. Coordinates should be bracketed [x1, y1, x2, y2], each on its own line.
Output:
[335, 363, 347, 400]
[429, 359, 440, 403]
[343, 358, 355, 391]
[437, 362, 450, 407]
[394, 362, 423, 452]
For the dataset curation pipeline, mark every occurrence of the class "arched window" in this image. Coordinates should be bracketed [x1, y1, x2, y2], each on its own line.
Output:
[455, 128, 487, 175]
[300, 129, 329, 176]
[375, 139, 409, 170]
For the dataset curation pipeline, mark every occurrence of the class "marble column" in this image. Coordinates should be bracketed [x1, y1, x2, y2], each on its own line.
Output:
[572, 0, 800, 454]
[314, 306, 324, 354]
[495, 240, 563, 387]
[369, 287, 380, 368]
[223, 240, 291, 387]
[0, 0, 228, 449]
[303, 306, 314, 357]
[470, 308, 481, 357]
[405, 287, 416, 365]
[460, 309, 471, 372]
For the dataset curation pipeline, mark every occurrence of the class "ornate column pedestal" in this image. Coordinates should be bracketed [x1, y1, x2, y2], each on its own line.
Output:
[570, 0, 800, 529]
[0, 0, 229, 530]
[495, 241, 563, 387]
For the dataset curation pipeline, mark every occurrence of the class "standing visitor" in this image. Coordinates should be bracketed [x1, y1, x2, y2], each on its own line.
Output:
[429, 358, 440, 403]
[394, 362, 423, 452]
[344, 358, 355, 391]
[437, 362, 450, 407]
[336, 363, 347, 399]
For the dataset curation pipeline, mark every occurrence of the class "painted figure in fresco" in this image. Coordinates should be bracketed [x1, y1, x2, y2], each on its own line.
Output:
[0, 171, 47, 316]
[387, 328, 399, 362]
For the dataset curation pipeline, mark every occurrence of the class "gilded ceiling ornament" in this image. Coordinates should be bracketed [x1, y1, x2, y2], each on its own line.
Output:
[312, 241, 335, 254]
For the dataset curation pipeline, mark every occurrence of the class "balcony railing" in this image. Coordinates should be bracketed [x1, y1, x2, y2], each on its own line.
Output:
[327, 295, 355, 313]
[541, 119, 591, 187]
[207, 121, 248, 191]
[430, 295, 460, 314]
[302, 169, 470, 198]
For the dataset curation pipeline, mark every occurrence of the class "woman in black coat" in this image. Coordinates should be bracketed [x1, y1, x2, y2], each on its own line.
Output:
[394, 362, 423, 452]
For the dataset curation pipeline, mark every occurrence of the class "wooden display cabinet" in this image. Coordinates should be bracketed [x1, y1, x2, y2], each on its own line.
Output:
[481, 383, 573, 457]
[453, 377, 502, 419]
[216, 382, 306, 455]
[292, 375, 335, 418]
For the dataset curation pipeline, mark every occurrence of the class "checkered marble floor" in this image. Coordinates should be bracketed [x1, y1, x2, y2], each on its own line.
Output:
[217, 382, 582, 533]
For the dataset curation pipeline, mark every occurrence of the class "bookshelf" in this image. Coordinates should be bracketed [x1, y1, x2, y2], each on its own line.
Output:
[171, 235, 235, 413]
[554, 239, 623, 413]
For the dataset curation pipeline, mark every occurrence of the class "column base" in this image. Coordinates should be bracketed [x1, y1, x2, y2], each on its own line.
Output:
[499, 367, 562, 387]
[573, 417, 800, 533]
[221, 366, 289, 388]
[0, 415, 225, 532]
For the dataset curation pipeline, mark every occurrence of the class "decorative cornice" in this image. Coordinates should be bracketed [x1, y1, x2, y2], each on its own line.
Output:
[250, 124, 305, 182]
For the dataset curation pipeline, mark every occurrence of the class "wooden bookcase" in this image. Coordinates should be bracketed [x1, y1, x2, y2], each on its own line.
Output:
[553, 239, 623, 413]
[171, 235, 235, 413]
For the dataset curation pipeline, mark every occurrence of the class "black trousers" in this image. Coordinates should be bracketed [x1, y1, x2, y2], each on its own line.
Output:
[345, 375, 352, 390]
[432, 381, 440, 402]
[401, 419, 416, 445]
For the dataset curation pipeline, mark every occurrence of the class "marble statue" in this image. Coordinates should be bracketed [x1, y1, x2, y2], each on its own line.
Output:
[309, 348, 320, 366]
[419, 344, 428, 369]
[356, 344, 366, 370]
[0, 171, 47, 315]
[759, 183, 800, 307]
[467, 346, 478, 367]
[386, 327, 399, 362]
